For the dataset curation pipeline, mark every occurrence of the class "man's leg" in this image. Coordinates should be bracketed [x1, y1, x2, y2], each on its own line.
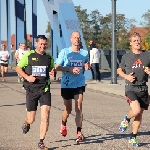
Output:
[60, 99, 72, 136]
[4, 66, 8, 73]
[96, 63, 101, 81]
[131, 108, 144, 135]
[1, 65, 5, 81]
[60, 88, 73, 136]
[22, 111, 36, 134]
[40, 105, 50, 140]
[62, 99, 72, 122]
[38, 91, 51, 149]
[22, 90, 38, 134]
[74, 93, 84, 142]
[92, 63, 96, 81]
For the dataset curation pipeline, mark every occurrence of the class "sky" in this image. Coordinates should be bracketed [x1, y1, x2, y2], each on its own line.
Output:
[0, 0, 150, 40]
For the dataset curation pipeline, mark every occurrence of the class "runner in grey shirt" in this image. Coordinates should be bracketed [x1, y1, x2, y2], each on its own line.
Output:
[117, 32, 150, 147]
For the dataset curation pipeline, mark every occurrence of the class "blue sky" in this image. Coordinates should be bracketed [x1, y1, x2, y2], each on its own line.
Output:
[1, 0, 150, 40]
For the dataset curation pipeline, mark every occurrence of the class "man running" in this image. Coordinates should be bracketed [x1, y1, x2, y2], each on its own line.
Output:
[117, 32, 150, 147]
[16, 35, 54, 149]
[15, 43, 28, 83]
[0, 44, 10, 81]
[55, 31, 89, 143]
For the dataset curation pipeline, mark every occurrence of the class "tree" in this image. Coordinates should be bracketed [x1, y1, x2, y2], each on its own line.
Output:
[141, 9, 150, 27]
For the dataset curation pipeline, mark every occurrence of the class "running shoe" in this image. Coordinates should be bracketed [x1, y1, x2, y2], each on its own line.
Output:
[119, 115, 129, 132]
[60, 124, 67, 137]
[38, 142, 46, 149]
[76, 131, 84, 143]
[22, 123, 30, 134]
[129, 137, 139, 147]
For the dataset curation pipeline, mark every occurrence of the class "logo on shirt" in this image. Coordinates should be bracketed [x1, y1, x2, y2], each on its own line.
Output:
[70, 60, 83, 69]
[32, 66, 46, 76]
[132, 59, 143, 69]
[32, 58, 38, 61]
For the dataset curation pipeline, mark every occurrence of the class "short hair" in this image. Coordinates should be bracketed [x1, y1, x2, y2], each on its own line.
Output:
[129, 32, 141, 41]
[1, 44, 6, 47]
[36, 35, 47, 42]
[70, 31, 80, 37]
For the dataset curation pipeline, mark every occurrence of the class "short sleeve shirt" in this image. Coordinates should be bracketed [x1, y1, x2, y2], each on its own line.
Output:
[55, 47, 89, 88]
[119, 50, 150, 85]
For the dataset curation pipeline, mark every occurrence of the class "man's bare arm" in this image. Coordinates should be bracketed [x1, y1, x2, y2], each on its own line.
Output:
[16, 66, 28, 79]
[117, 68, 127, 79]
[55, 64, 72, 72]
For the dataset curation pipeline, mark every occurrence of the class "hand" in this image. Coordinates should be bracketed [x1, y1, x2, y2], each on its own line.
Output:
[49, 68, 55, 77]
[84, 63, 90, 71]
[70, 67, 80, 74]
[125, 72, 135, 82]
[144, 67, 150, 75]
[25, 75, 36, 82]
[5, 55, 9, 59]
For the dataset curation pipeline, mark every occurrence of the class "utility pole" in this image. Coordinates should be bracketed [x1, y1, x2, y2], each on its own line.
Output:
[24, 0, 27, 46]
[111, 0, 117, 84]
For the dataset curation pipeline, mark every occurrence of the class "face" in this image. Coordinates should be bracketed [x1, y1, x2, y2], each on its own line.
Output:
[1, 45, 6, 51]
[21, 44, 26, 50]
[35, 38, 47, 53]
[89, 40, 93, 45]
[70, 32, 81, 46]
[130, 36, 141, 51]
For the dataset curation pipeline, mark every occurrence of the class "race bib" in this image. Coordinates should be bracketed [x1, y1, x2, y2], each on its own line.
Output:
[70, 60, 83, 69]
[32, 66, 46, 76]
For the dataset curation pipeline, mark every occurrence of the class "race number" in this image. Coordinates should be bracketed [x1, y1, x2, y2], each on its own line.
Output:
[70, 60, 83, 69]
[32, 66, 46, 76]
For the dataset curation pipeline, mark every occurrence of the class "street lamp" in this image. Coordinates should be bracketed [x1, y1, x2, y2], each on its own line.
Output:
[111, 0, 117, 84]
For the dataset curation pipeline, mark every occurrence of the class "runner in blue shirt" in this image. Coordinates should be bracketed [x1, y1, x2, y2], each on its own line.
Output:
[55, 31, 89, 143]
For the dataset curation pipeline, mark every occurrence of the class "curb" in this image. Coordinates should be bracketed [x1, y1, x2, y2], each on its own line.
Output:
[86, 83, 125, 97]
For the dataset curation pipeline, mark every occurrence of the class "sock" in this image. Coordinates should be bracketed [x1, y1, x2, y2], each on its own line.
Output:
[40, 139, 44, 143]
[77, 127, 82, 133]
[62, 120, 67, 126]
[126, 116, 130, 123]
[131, 132, 137, 139]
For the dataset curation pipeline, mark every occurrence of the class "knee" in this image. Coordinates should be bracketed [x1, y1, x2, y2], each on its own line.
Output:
[132, 109, 141, 117]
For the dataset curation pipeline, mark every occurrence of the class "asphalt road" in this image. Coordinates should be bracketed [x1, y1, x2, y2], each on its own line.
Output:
[0, 70, 150, 150]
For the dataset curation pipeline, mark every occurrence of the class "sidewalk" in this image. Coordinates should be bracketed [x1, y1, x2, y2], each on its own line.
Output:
[9, 63, 150, 97]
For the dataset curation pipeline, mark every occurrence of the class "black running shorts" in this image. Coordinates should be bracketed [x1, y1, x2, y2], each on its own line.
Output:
[125, 90, 149, 109]
[26, 90, 51, 111]
[0, 63, 8, 67]
[61, 86, 85, 100]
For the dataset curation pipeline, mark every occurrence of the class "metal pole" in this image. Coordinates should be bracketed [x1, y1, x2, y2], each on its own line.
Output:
[6, 0, 12, 64]
[111, 0, 117, 84]
[24, 0, 27, 45]
[32, 0, 37, 49]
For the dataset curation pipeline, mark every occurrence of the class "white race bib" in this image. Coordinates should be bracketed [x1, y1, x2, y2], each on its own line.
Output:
[32, 66, 46, 76]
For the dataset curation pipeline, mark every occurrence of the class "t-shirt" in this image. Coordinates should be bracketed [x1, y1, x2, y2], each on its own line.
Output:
[119, 50, 150, 86]
[15, 49, 28, 61]
[55, 47, 89, 88]
[17, 50, 54, 92]
[0, 50, 10, 64]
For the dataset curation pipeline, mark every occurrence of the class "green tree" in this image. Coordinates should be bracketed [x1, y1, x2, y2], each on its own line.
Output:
[141, 9, 150, 27]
